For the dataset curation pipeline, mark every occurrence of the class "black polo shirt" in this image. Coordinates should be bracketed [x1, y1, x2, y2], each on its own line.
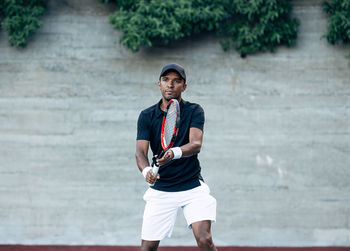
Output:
[137, 99, 204, 192]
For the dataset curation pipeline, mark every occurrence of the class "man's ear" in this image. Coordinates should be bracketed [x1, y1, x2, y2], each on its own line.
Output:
[157, 81, 161, 88]
[182, 83, 187, 92]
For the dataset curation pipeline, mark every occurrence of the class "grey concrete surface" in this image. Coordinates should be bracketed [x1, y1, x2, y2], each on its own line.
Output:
[0, 0, 349, 246]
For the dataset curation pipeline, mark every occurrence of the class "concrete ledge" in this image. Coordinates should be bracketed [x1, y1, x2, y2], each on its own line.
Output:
[0, 246, 349, 251]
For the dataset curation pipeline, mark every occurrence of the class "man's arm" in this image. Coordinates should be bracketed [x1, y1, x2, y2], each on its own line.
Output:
[135, 140, 150, 172]
[157, 127, 203, 166]
[136, 139, 159, 184]
[181, 127, 203, 157]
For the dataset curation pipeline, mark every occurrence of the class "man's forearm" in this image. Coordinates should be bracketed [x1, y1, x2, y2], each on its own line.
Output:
[179, 141, 201, 157]
[135, 151, 150, 173]
[179, 127, 203, 158]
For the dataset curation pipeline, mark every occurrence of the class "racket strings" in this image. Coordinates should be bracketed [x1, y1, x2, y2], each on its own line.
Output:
[163, 104, 177, 146]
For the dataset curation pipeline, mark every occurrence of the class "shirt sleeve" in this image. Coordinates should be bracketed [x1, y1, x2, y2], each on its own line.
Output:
[136, 111, 151, 140]
[190, 104, 205, 131]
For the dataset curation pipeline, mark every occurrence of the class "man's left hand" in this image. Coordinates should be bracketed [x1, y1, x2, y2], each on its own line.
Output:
[157, 150, 174, 166]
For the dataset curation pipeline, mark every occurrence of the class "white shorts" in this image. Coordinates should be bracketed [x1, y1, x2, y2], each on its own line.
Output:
[141, 181, 217, 241]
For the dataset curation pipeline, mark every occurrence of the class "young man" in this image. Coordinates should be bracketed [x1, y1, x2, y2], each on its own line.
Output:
[135, 63, 217, 251]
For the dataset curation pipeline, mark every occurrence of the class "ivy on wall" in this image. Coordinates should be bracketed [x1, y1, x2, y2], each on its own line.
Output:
[101, 0, 300, 57]
[103, 0, 228, 51]
[219, 0, 299, 56]
[0, 0, 47, 47]
[322, 0, 350, 45]
[0, 0, 348, 61]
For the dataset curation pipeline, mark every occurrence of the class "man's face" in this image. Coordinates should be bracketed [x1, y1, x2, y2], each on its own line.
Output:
[158, 71, 187, 101]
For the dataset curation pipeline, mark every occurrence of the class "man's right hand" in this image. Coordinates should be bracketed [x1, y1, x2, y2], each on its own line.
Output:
[142, 166, 160, 185]
[146, 169, 160, 184]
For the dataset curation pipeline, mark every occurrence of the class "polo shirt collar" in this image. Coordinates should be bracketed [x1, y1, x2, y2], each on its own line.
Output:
[156, 99, 186, 118]
[155, 99, 164, 118]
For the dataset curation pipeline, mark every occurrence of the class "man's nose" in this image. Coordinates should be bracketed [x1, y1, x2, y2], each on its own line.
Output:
[167, 80, 175, 87]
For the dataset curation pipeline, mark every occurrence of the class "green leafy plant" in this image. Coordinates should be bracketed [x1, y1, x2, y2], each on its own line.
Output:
[0, 0, 47, 47]
[102, 0, 299, 56]
[322, 0, 350, 45]
[220, 0, 299, 57]
[107, 0, 227, 52]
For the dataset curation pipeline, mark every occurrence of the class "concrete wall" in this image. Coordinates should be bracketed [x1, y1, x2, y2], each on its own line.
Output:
[0, 0, 349, 247]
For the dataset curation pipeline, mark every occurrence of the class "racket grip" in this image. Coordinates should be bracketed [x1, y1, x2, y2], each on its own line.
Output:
[149, 166, 159, 187]
[152, 166, 159, 176]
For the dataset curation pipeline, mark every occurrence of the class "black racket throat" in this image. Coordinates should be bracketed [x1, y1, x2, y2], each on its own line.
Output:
[151, 150, 166, 167]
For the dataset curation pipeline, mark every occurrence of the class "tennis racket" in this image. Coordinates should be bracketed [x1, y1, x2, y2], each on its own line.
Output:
[151, 99, 181, 179]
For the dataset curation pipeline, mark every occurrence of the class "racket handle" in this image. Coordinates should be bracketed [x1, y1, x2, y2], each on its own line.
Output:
[152, 166, 159, 176]
[149, 166, 159, 187]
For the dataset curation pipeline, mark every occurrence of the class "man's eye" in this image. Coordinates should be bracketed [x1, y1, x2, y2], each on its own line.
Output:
[162, 77, 168, 81]
[175, 79, 181, 83]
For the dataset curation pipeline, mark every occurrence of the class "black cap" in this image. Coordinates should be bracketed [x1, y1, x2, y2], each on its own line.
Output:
[159, 63, 186, 83]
